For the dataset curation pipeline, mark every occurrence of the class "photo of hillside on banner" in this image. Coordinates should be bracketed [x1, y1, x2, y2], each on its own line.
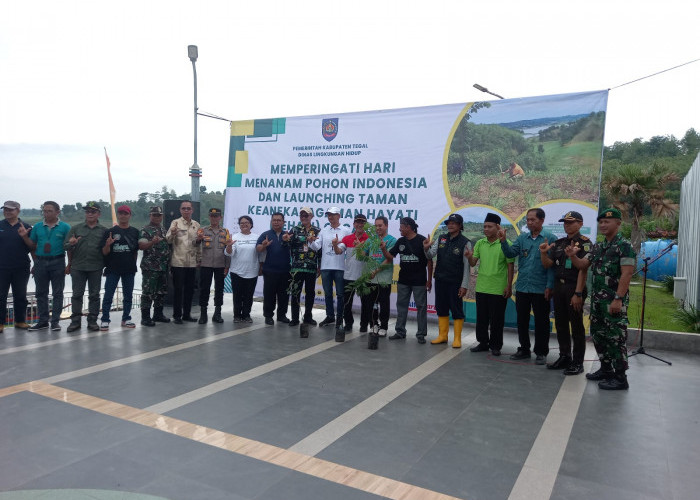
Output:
[224, 90, 608, 324]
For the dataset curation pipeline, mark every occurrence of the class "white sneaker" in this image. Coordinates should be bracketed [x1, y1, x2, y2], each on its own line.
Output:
[378, 329, 387, 337]
[100, 322, 110, 331]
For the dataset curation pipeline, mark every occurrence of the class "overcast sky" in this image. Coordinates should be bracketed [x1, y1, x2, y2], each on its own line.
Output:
[1, 0, 698, 209]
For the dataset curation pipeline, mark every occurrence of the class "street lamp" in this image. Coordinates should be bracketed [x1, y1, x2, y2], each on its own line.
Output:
[188, 45, 201, 202]
[473, 83, 505, 100]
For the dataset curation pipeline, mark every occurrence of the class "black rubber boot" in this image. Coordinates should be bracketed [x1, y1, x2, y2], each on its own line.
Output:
[153, 306, 171, 323]
[598, 371, 629, 390]
[141, 308, 156, 327]
[586, 361, 614, 381]
[198, 307, 208, 324]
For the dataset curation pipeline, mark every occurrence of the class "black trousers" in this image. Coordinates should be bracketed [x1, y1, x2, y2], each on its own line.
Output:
[434, 279, 465, 319]
[475, 292, 507, 350]
[365, 283, 391, 330]
[231, 273, 258, 319]
[343, 280, 372, 328]
[172, 267, 196, 319]
[262, 271, 290, 319]
[291, 272, 316, 321]
[0, 267, 30, 324]
[552, 282, 587, 364]
[515, 291, 551, 356]
[199, 267, 225, 308]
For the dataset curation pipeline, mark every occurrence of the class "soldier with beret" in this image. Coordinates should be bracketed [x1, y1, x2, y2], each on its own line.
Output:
[569, 208, 635, 390]
[197, 208, 231, 324]
[540, 210, 591, 375]
[424, 213, 471, 348]
[138, 206, 171, 326]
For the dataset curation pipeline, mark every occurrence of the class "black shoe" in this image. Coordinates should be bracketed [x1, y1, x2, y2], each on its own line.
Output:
[243, 316, 253, 323]
[509, 348, 531, 360]
[198, 315, 208, 324]
[265, 317, 274, 325]
[50, 322, 61, 331]
[173, 318, 183, 325]
[564, 363, 584, 376]
[388, 333, 406, 340]
[319, 316, 335, 327]
[490, 349, 501, 356]
[469, 343, 490, 352]
[87, 322, 100, 332]
[598, 374, 629, 390]
[212, 313, 224, 323]
[28, 322, 50, 331]
[182, 316, 198, 322]
[303, 318, 317, 326]
[153, 314, 171, 323]
[359, 325, 368, 333]
[547, 355, 572, 370]
[344, 324, 353, 332]
[277, 316, 290, 324]
[67, 322, 81, 332]
[417, 336, 426, 344]
[289, 319, 300, 327]
[535, 354, 547, 365]
[233, 316, 242, 323]
[141, 318, 156, 327]
[586, 367, 614, 381]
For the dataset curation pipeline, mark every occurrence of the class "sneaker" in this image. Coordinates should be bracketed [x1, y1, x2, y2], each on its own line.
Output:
[100, 322, 110, 331]
[377, 328, 387, 338]
[50, 322, 61, 331]
[265, 317, 274, 325]
[388, 333, 406, 340]
[598, 374, 629, 390]
[547, 355, 571, 370]
[319, 316, 335, 327]
[563, 363, 584, 376]
[15, 322, 30, 329]
[509, 348, 531, 360]
[28, 322, 50, 331]
[121, 321, 136, 328]
[469, 343, 490, 352]
[535, 355, 547, 365]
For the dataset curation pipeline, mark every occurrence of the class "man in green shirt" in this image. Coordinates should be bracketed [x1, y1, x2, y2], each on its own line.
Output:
[64, 201, 107, 332]
[465, 213, 514, 356]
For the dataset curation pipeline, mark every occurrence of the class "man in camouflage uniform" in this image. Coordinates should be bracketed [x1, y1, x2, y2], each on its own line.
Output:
[571, 208, 635, 390]
[282, 207, 320, 327]
[540, 211, 592, 375]
[138, 207, 171, 326]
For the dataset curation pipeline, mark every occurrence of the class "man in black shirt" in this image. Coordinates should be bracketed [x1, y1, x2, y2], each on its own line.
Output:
[380, 217, 433, 344]
[99, 205, 140, 330]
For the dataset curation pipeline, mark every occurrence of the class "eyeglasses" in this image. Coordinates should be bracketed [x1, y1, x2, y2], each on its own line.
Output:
[239, 221, 251, 225]
[181, 207, 193, 211]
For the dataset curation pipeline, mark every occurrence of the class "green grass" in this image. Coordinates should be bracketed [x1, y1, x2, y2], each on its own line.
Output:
[627, 279, 690, 332]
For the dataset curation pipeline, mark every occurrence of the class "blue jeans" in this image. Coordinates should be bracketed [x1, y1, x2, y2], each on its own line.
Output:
[33, 257, 66, 324]
[321, 269, 344, 319]
[100, 272, 135, 323]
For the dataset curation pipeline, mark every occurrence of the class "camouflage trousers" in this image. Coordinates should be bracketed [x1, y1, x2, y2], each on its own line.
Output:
[141, 271, 167, 310]
[589, 300, 629, 371]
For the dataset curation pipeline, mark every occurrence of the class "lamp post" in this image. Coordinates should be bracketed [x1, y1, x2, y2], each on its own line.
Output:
[188, 45, 201, 202]
[473, 83, 505, 100]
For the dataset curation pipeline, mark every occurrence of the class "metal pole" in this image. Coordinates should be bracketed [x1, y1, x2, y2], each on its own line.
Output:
[188, 45, 201, 201]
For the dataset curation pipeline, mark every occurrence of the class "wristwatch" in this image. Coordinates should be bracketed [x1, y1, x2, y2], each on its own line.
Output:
[613, 293, 622, 300]
[574, 291, 583, 297]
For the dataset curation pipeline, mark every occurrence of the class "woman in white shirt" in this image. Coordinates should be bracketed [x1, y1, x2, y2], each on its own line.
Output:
[224, 216, 261, 322]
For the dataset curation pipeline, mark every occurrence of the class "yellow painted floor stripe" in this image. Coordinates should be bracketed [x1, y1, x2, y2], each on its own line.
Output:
[12, 382, 464, 500]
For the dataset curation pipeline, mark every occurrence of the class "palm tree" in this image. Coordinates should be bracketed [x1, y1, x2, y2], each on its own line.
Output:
[602, 162, 679, 253]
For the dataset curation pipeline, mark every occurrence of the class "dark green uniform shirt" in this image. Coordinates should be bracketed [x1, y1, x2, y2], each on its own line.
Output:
[65, 222, 107, 271]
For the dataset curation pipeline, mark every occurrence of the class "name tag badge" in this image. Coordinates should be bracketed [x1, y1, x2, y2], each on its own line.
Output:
[565, 258, 572, 269]
[303, 244, 308, 252]
[43, 242, 52, 254]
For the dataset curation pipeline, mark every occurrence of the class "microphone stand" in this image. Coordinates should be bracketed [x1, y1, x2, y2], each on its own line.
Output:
[628, 241, 675, 365]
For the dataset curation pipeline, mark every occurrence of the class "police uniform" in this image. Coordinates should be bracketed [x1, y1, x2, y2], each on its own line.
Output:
[198, 208, 231, 323]
[426, 214, 471, 348]
[548, 227, 591, 367]
[139, 207, 171, 323]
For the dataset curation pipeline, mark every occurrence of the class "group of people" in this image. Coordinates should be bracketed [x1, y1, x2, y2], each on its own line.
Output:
[1, 199, 634, 390]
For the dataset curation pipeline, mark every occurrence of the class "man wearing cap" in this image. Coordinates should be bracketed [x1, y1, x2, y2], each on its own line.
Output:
[539, 210, 591, 375]
[21, 201, 70, 331]
[0, 201, 33, 333]
[197, 208, 231, 324]
[310, 207, 351, 329]
[166, 200, 202, 324]
[138, 206, 171, 326]
[282, 207, 320, 326]
[99, 205, 140, 330]
[569, 208, 635, 390]
[334, 214, 370, 332]
[380, 217, 432, 344]
[257, 212, 291, 325]
[465, 213, 515, 356]
[424, 213, 471, 348]
[498, 208, 556, 364]
[65, 201, 107, 332]
[365, 217, 397, 337]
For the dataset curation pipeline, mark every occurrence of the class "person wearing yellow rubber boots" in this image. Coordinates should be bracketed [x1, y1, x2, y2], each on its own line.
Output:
[424, 214, 471, 348]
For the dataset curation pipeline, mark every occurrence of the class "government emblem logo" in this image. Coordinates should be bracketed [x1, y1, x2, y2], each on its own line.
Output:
[322, 118, 338, 142]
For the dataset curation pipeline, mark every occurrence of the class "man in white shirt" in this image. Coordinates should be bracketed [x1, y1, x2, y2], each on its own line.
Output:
[310, 207, 350, 328]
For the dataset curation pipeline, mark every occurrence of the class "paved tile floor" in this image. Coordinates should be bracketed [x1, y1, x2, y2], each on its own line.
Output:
[1, 302, 698, 500]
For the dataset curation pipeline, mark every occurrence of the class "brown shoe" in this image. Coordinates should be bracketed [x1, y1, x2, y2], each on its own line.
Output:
[15, 322, 30, 329]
